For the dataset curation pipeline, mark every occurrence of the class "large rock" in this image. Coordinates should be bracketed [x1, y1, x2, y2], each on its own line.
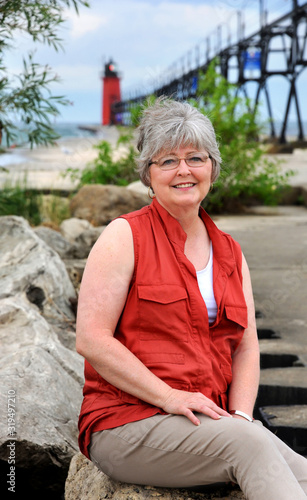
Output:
[72, 225, 105, 259]
[35, 222, 104, 260]
[60, 217, 93, 243]
[0, 296, 84, 496]
[127, 180, 148, 195]
[74, 226, 104, 247]
[0, 216, 76, 331]
[0, 216, 84, 495]
[34, 225, 76, 259]
[65, 453, 245, 500]
[69, 184, 150, 226]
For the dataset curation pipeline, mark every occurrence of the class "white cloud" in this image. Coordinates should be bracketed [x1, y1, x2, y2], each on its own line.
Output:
[52, 64, 102, 91]
[64, 9, 108, 39]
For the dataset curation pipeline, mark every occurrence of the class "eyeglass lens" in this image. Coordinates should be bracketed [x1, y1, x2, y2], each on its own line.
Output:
[158, 153, 209, 170]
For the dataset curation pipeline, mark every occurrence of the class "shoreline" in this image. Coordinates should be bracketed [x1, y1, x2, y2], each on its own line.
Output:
[0, 127, 120, 190]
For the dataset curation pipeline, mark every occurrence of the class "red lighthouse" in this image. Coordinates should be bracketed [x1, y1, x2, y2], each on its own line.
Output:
[102, 60, 121, 125]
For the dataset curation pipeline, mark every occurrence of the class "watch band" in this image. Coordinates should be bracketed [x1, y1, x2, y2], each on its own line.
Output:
[229, 410, 254, 422]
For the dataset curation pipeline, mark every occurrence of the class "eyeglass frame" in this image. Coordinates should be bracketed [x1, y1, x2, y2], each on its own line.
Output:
[148, 152, 212, 171]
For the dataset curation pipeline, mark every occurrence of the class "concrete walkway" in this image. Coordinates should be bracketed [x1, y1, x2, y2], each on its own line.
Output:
[215, 206, 307, 452]
[215, 205, 307, 367]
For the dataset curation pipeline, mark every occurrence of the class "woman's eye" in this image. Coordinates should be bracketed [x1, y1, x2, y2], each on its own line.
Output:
[188, 156, 202, 162]
[162, 158, 177, 166]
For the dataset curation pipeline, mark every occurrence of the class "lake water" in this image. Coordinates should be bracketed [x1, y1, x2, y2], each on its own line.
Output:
[2, 122, 100, 148]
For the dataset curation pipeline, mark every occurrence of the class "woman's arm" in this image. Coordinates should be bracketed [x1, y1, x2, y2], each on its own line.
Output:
[228, 253, 260, 419]
[76, 218, 167, 403]
[76, 218, 231, 425]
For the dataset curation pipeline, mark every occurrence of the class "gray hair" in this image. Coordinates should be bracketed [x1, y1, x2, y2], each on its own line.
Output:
[136, 97, 221, 187]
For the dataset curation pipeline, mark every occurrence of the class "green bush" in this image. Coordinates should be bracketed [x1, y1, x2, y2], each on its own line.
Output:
[66, 132, 139, 187]
[191, 61, 293, 211]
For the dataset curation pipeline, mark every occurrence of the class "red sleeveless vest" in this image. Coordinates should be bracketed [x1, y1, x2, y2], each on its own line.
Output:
[78, 199, 247, 458]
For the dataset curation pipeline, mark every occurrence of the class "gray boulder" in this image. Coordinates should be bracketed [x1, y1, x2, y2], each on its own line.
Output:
[69, 184, 149, 226]
[0, 296, 84, 496]
[0, 215, 76, 330]
[35, 222, 104, 261]
[60, 217, 93, 243]
[127, 179, 148, 195]
[34, 225, 75, 259]
[0, 216, 84, 495]
[65, 453, 245, 500]
[72, 225, 105, 259]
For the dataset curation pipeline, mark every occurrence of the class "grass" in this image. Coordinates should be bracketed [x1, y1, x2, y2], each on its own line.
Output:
[40, 193, 71, 228]
[0, 180, 42, 226]
[0, 178, 71, 228]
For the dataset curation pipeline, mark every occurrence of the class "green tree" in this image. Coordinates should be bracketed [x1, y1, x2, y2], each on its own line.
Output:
[0, 0, 89, 147]
[192, 61, 293, 211]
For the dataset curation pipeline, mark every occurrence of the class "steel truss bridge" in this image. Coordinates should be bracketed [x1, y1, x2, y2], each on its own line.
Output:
[113, 0, 307, 143]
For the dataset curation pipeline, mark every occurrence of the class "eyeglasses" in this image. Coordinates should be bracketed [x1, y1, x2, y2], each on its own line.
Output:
[149, 152, 211, 171]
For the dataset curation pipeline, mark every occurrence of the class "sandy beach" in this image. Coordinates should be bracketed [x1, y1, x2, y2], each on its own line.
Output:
[0, 126, 306, 192]
[0, 126, 120, 191]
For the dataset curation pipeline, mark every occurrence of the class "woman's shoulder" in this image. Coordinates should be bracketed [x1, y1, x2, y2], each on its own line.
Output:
[89, 217, 134, 260]
[94, 203, 153, 255]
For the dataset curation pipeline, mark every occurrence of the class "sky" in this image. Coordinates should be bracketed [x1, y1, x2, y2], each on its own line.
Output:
[5, 0, 307, 129]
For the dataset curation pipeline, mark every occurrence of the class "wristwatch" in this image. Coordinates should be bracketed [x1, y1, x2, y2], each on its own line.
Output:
[229, 410, 254, 422]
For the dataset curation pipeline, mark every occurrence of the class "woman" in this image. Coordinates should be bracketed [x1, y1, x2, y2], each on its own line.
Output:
[76, 98, 307, 499]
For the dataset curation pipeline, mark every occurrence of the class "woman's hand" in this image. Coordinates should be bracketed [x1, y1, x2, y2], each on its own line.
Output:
[161, 388, 232, 425]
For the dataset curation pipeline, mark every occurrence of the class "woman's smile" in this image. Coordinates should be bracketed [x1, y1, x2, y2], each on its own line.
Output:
[173, 182, 196, 189]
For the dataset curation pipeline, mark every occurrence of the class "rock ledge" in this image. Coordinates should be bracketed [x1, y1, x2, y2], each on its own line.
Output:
[65, 453, 245, 500]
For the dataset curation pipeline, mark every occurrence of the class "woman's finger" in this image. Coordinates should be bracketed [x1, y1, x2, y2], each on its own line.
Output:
[181, 407, 201, 426]
[185, 396, 232, 418]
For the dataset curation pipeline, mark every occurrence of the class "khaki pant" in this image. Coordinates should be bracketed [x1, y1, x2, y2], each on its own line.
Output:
[89, 413, 307, 500]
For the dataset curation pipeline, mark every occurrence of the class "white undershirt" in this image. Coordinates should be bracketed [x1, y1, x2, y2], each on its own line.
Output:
[196, 242, 218, 324]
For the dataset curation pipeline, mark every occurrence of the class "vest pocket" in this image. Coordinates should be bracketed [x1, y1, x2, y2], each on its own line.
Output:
[138, 284, 189, 342]
[224, 304, 248, 329]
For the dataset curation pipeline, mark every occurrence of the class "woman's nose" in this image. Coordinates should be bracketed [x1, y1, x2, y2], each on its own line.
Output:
[177, 158, 191, 174]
